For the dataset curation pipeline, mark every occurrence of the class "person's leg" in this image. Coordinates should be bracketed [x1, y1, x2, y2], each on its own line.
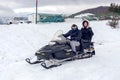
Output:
[70, 41, 80, 52]
[81, 39, 91, 49]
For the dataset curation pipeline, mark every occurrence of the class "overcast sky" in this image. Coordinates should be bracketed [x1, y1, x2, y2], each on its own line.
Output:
[0, 0, 120, 16]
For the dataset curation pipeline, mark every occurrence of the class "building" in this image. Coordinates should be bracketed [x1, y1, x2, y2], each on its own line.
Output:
[13, 17, 28, 24]
[0, 16, 28, 25]
[28, 13, 65, 23]
[0, 17, 13, 25]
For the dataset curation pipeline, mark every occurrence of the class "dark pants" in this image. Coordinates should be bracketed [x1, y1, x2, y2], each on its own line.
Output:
[81, 39, 91, 49]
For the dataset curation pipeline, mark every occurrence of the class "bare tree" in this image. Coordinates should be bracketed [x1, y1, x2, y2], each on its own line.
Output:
[108, 16, 119, 28]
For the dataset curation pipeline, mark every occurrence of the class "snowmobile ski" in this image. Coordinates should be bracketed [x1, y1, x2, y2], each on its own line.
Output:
[40, 54, 92, 69]
[41, 63, 62, 69]
[25, 58, 43, 64]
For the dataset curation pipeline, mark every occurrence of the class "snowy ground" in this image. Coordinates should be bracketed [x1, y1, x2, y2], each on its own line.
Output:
[0, 20, 120, 80]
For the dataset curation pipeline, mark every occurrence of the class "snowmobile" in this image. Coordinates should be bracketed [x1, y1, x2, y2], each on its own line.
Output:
[25, 30, 95, 69]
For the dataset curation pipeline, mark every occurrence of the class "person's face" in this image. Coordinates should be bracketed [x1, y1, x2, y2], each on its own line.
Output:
[83, 22, 88, 28]
[71, 26, 77, 30]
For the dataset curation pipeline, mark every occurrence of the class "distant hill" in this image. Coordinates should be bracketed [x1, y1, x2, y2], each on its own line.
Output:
[68, 6, 109, 18]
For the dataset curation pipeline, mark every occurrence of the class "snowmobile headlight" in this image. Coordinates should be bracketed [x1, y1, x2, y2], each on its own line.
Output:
[41, 53, 45, 56]
[49, 41, 56, 45]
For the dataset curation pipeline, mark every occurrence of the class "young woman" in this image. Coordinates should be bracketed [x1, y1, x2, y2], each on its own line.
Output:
[81, 20, 94, 49]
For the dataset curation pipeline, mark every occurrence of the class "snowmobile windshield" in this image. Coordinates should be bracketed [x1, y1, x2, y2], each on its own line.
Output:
[52, 30, 63, 41]
[49, 30, 66, 45]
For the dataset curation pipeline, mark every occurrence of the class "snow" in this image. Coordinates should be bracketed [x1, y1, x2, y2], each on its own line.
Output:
[74, 13, 94, 18]
[0, 20, 120, 80]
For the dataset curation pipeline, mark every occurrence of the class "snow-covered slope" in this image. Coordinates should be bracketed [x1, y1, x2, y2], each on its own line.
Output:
[0, 21, 120, 80]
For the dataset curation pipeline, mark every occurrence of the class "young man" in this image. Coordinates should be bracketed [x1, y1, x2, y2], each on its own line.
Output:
[63, 24, 82, 53]
[81, 20, 94, 49]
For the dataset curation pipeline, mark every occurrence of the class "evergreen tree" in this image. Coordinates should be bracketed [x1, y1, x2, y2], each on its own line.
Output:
[109, 3, 120, 14]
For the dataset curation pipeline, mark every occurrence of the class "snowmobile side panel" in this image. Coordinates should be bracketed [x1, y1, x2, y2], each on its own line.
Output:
[53, 51, 75, 60]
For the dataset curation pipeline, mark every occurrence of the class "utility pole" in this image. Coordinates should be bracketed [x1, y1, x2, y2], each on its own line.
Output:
[35, 0, 38, 24]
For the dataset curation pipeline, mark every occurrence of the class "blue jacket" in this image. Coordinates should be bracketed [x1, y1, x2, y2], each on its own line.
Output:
[63, 29, 82, 41]
[81, 27, 94, 40]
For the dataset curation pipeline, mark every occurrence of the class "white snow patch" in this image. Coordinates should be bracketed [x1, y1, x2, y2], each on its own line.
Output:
[0, 21, 120, 80]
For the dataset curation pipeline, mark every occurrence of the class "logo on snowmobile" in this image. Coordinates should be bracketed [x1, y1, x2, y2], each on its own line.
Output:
[66, 52, 71, 55]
